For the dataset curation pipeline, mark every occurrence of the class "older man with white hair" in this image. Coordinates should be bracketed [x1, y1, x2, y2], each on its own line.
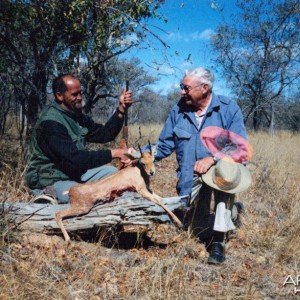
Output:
[154, 67, 251, 264]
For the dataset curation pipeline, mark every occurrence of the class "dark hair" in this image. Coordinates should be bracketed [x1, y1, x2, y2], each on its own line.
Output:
[52, 74, 76, 99]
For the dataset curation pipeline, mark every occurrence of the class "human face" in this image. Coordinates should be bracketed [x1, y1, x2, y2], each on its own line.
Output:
[180, 76, 210, 108]
[56, 77, 83, 113]
[180, 83, 203, 93]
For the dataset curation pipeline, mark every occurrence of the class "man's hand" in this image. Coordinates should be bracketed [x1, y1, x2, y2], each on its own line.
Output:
[118, 89, 133, 114]
[111, 147, 136, 167]
[194, 157, 215, 174]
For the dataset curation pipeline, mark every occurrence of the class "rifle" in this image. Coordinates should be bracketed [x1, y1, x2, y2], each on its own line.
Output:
[118, 80, 129, 170]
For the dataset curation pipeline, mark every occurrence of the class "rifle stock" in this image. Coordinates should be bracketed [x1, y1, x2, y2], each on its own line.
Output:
[119, 127, 128, 149]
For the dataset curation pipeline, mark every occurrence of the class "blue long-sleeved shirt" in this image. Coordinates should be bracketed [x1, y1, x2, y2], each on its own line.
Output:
[155, 93, 247, 196]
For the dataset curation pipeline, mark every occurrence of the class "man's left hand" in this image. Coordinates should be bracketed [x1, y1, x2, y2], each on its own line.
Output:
[194, 157, 215, 174]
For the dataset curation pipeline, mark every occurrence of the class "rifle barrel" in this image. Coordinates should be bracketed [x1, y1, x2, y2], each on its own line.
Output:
[124, 80, 129, 126]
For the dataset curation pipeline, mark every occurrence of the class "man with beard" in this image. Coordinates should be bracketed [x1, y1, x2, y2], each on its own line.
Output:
[154, 67, 249, 264]
[26, 74, 133, 203]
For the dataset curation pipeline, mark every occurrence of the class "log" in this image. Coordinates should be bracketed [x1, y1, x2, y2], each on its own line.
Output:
[3, 192, 185, 234]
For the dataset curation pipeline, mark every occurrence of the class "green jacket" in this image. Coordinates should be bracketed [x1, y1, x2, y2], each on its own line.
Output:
[26, 102, 122, 189]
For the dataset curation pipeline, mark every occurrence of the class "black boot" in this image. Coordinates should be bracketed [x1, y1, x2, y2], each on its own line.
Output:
[207, 242, 225, 264]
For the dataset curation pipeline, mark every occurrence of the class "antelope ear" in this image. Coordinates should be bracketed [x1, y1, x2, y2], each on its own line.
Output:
[131, 159, 139, 167]
[124, 149, 141, 160]
[150, 144, 158, 156]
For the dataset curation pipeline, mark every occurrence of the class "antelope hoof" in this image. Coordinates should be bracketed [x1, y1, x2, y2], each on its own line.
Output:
[177, 222, 184, 229]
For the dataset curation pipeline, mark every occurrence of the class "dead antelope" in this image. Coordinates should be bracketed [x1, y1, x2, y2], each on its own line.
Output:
[55, 144, 183, 242]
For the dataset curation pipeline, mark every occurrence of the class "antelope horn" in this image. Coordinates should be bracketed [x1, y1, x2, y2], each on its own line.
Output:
[138, 143, 143, 156]
[148, 140, 152, 155]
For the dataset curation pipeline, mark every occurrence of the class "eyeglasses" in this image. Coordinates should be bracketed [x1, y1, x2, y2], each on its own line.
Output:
[180, 83, 203, 92]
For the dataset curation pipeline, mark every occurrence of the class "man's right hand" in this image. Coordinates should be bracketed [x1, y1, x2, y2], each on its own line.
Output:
[193, 157, 215, 174]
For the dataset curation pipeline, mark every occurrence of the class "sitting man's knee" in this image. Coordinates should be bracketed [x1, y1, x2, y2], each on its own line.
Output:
[102, 166, 118, 177]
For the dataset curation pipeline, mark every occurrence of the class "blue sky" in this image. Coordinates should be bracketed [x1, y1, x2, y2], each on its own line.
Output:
[122, 0, 239, 96]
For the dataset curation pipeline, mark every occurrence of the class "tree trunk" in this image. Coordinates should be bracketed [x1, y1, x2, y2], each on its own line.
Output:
[269, 102, 275, 134]
[3, 192, 184, 235]
[26, 66, 48, 132]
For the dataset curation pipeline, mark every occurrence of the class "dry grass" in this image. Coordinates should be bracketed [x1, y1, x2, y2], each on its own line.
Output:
[1, 126, 300, 299]
[246, 131, 300, 261]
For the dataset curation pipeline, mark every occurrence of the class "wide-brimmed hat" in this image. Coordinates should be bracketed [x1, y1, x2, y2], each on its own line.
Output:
[202, 158, 252, 194]
[200, 126, 253, 163]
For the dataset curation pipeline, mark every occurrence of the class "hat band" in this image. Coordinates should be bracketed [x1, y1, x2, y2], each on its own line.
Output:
[213, 175, 240, 191]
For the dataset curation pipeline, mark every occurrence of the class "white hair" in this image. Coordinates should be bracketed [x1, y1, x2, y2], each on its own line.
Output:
[185, 67, 214, 90]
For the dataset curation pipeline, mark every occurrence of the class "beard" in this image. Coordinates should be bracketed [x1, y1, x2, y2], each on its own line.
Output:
[182, 95, 193, 105]
[72, 101, 83, 113]
[64, 99, 85, 114]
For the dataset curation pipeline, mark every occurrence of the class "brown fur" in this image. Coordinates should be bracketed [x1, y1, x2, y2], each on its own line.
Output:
[55, 152, 182, 242]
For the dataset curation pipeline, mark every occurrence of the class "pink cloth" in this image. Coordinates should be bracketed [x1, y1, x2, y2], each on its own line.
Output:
[200, 126, 253, 163]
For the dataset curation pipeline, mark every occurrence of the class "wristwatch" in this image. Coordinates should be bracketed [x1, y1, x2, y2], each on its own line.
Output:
[213, 156, 219, 164]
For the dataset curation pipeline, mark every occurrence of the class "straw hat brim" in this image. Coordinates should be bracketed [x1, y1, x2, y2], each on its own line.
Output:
[202, 163, 252, 194]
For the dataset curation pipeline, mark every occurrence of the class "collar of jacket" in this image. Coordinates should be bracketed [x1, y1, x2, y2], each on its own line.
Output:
[179, 93, 226, 129]
[48, 101, 84, 120]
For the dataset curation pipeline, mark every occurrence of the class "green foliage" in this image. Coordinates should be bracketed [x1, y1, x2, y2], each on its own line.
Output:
[0, 0, 166, 135]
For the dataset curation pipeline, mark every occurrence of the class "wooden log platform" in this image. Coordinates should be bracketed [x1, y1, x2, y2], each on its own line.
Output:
[2, 192, 184, 234]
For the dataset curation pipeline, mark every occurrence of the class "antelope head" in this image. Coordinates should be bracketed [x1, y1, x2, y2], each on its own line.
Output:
[138, 141, 155, 176]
